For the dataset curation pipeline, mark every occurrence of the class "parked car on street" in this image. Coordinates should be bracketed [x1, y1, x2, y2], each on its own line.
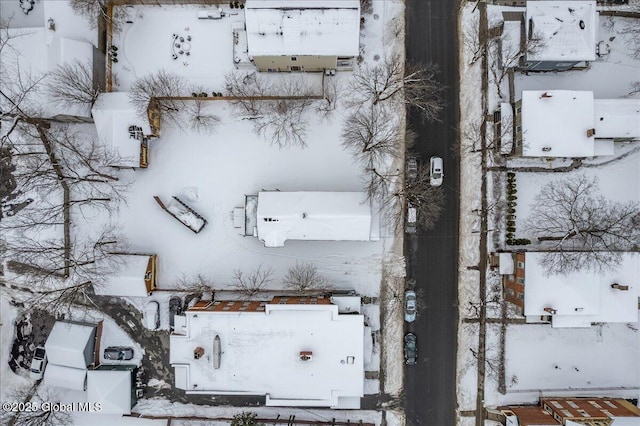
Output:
[404, 333, 418, 365]
[169, 297, 183, 329]
[406, 157, 418, 181]
[430, 156, 443, 186]
[104, 346, 134, 361]
[406, 204, 417, 234]
[404, 290, 417, 322]
[29, 346, 47, 380]
[145, 301, 160, 330]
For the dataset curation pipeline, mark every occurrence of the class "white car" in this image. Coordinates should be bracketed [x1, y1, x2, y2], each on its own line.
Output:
[145, 301, 160, 330]
[29, 346, 47, 380]
[430, 156, 444, 187]
[404, 290, 417, 322]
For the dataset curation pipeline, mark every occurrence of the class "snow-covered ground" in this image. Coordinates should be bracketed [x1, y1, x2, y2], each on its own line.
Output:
[1, 0, 407, 423]
[457, 1, 640, 420]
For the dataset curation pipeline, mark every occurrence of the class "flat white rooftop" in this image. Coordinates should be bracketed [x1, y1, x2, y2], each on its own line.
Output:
[245, 0, 360, 57]
[521, 90, 596, 157]
[525, 1, 597, 62]
[256, 191, 374, 247]
[594, 99, 640, 139]
[524, 252, 640, 328]
[170, 303, 364, 408]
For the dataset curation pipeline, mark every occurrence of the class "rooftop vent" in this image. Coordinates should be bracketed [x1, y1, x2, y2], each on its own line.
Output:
[300, 351, 313, 361]
[579, 20, 585, 30]
[541, 92, 553, 99]
[542, 146, 552, 152]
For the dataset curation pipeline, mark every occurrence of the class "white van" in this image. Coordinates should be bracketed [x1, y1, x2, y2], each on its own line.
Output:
[145, 301, 160, 330]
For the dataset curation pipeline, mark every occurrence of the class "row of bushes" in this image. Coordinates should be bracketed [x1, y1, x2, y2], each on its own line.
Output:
[505, 172, 529, 245]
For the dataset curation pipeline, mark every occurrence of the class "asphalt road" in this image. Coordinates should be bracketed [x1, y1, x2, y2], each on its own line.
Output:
[405, 0, 461, 425]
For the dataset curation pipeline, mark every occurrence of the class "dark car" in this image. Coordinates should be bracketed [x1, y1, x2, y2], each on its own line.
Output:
[169, 297, 183, 329]
[404, 333, 418, 365]
[104, 346, 134, 361]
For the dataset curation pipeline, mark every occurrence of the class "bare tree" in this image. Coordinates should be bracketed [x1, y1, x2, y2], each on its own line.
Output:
[230, 264, 274, 298]
[316, 76, 340, 120]
[69, 0, 129, 33]
[283, 261, 329, 293]
[129, 70, 187, 128]
[225, 71, 316, 148]
[365, 166, 445, 231]
[184, 87, 221, 135]
[348, 54, 444, 122]
[341, 104, 401, 168]
[463, 12, 483, 66]
[45, 60, 101, 111]
[2, 385, 72, 426]
[524, 174, 640, 275]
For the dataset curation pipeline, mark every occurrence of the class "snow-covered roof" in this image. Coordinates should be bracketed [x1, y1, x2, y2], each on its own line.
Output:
[94, 254, 152, 297]
[594, 99, 640, 139]
[245, 0, 360, 57]
[521, 90, 597, 157]
[44, 364, 87, 391]
[45, 321, 96, 369]
[256, 192, 373, 247]
[501, 21, 522, 68]
[0, 28, 94, 118]
[499, 253, 514, 275]
[524, 253, 640, 328]
[92, 93, 151, 167]
[170, 303, 364, 408]
[87, 370, 132, 414]
[525, 1, 597, 62]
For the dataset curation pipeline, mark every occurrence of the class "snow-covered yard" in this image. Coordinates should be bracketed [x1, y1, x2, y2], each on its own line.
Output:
[111, 4, 244, 90]
[457, 0, 640, 418]
[116, 102, 389, 293]
[1, 0, 407, 423]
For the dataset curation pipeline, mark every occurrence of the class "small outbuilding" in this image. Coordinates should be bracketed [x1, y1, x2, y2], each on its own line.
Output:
[93, 254, 157, 297]
[44, 320, 100, 391]
[87, 365, 137, 414]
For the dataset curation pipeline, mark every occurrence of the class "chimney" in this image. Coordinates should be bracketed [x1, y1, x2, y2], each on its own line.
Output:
[300, 351, 313, 361]
[541, 92, 552, 98]
[586, 128, 596, 137]
[543, 307, 557, 314]
[611, 283, 629, 291]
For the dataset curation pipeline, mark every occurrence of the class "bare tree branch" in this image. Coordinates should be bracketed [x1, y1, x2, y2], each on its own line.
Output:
[282, 261, 329, 293]
[524, 174, 640, 275]
[45, 60, 101, 111]
[230, 264, 274, 298]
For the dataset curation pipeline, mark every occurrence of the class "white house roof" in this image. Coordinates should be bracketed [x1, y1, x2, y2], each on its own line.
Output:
[245, 0, 360, 57]
[92, 92, 151, 167]
[44, 364, 87, 391]
[170, 303, 364, 408]
[256, 192, 372, 247]
[87, 370, 132, 414]
[524, 253, 640, 328]
[525, 1, 597, 62]
[45, 321, 95, 369]
[0, 28, 93, 118]
[94, 254, 151, 297]
[594, 99, 640, 139]
[521, 90, 596, 157]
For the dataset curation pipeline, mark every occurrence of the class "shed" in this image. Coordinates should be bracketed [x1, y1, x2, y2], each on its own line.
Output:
[92, 92, 152, 168]
[87, 366, 136, 414]
[44, 364, 87, 392]
[45, 321, 97, 369]
[94, 254, 157, 297]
